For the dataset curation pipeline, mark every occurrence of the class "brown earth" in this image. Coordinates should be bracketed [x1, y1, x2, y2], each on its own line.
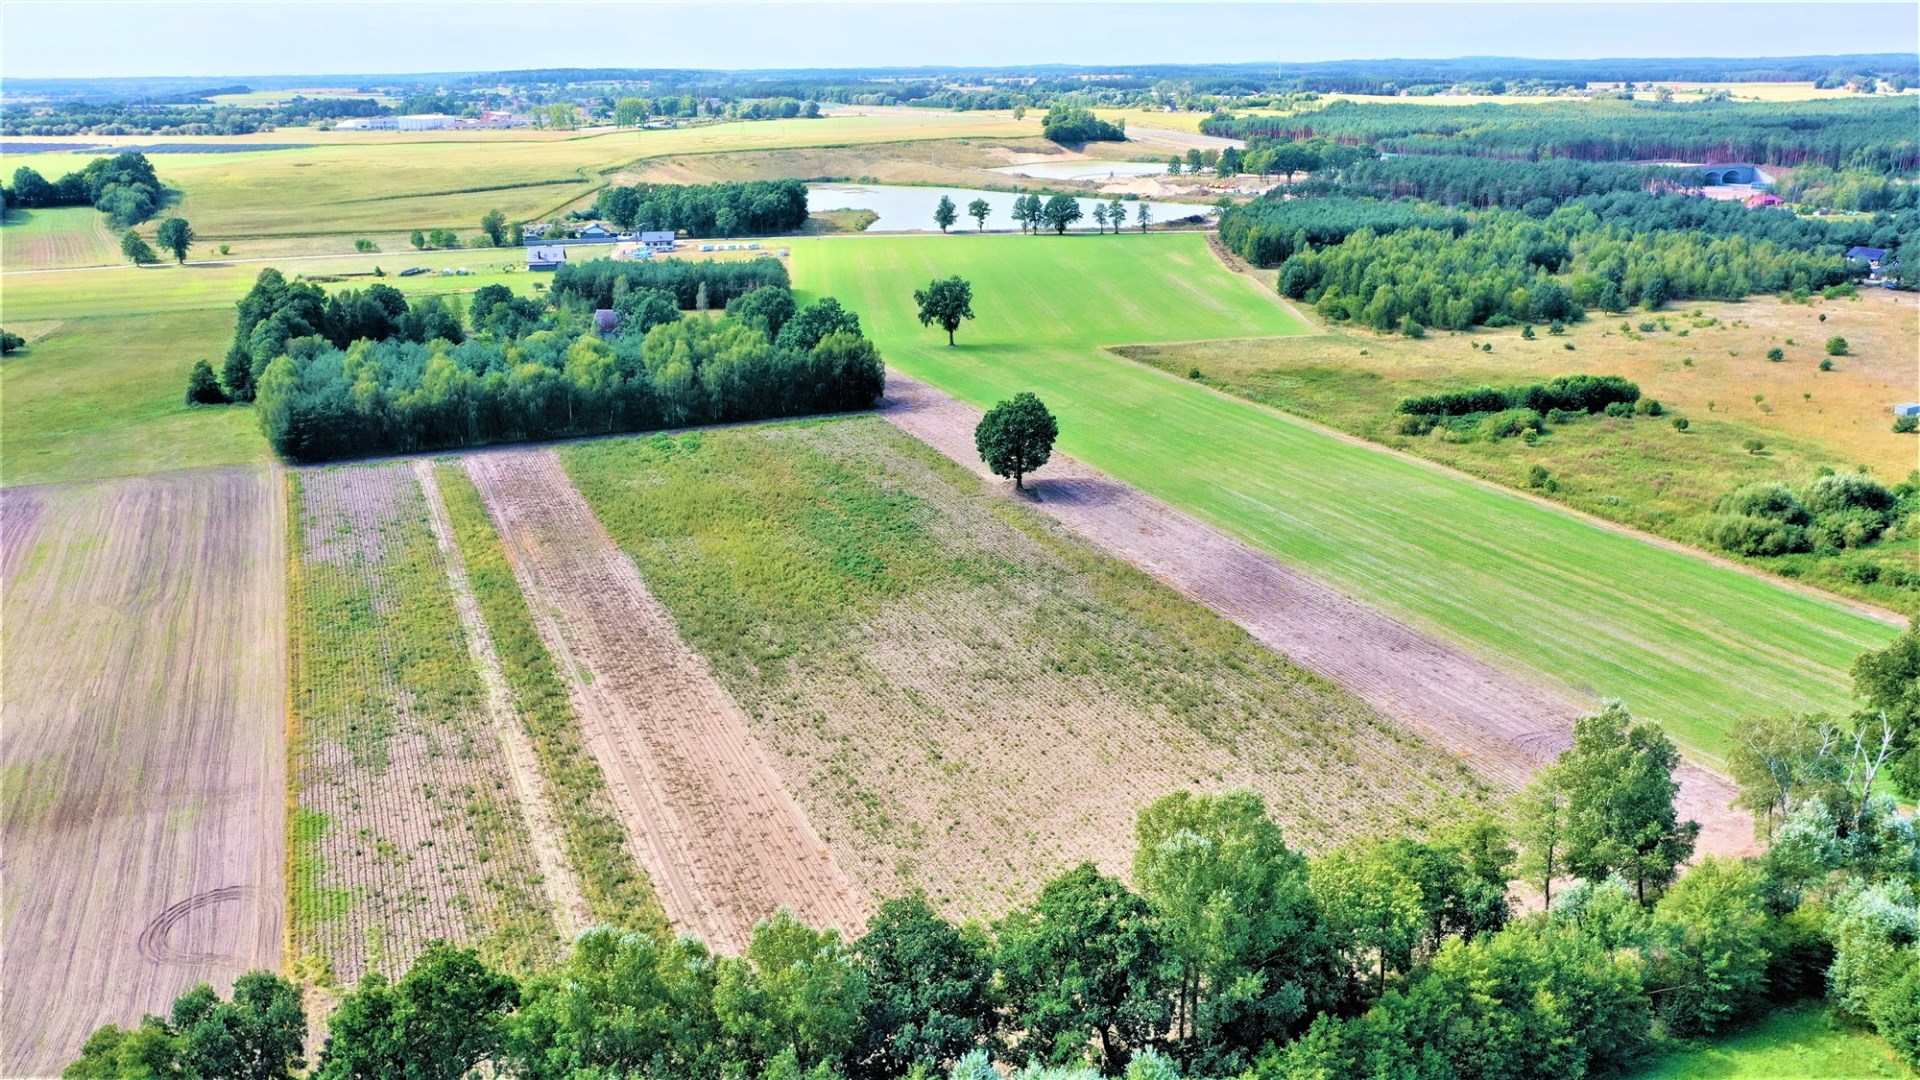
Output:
[464, 448, 867, 951]
[1, 468, 286, 1077]
[880, 374, 1756, 858]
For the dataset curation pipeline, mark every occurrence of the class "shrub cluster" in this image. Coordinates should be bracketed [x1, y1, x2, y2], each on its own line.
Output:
[1705, 472, 1909, 556]
[1398, 374, 1641, 418]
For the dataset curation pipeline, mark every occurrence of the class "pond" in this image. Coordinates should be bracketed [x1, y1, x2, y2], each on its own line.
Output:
[988, 160, 1172, 181]
[806, 183, 1213, 233]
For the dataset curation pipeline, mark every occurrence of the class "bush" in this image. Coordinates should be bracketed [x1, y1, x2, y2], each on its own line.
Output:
[1717, 482, 1810, 525]
[1804, 473, 1897, 519]
[1825, 335, 1850, 356]
[1896, 415, 1919, 434]
[1744, 438, 1767, 454]
[1636, 398, 1664, 416]
[1521, 324, 1536, 340]
[183, 359, 228, 405]
[1527, 464, 1551, 488]
[1704, 513, 1810, 556]
[1479, 408, 1543, 439]
[1766, 347, 1786, 362]
[1820, 358, 1834, 371]
[0, 329, 24, 354]
[1603, 401, 1633, 418]
[1672, 416, 1690, 431]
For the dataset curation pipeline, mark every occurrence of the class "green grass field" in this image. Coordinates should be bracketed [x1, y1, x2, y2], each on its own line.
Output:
[1630, 1003, 1913, 1079]
[793, 231, 1903, 764]
[0, 206, 120, 269]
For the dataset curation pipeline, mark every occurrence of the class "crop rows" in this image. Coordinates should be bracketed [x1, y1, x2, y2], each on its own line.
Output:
[562, 419, 1485, 919]
[431, 462, 666, 935]
[288, 463, 558, 985]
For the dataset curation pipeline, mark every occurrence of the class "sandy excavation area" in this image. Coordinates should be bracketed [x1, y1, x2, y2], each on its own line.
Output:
[880, 374, 1754, 858]
[1, 469, 286, 1077]
[465, 448, 868, 951]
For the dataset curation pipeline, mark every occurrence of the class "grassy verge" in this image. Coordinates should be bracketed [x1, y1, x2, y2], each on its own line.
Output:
[1630, 1002, 1913, 1079]
[433, 462, 667, 935]
[793, 232, 1903, 766]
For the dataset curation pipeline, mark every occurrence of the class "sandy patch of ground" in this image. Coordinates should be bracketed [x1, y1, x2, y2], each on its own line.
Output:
[879, 374, 1755, 859]
[464, 448, 867, 950]
[1, 468, 285, 1077]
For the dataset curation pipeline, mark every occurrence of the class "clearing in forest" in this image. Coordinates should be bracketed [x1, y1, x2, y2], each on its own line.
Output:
[793, 232, 1902, 765]
[288, 462, 558, 985]
[560, 419, 1485, 921]
[464, 447, 864, 952]
[0, 469, 284, 1077]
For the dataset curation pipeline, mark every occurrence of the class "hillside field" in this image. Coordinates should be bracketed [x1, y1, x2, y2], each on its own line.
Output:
[0, 205, 120, 269]
[793, 231, 1904, 764]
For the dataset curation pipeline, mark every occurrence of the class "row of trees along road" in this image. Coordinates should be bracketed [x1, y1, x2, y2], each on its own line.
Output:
[66, 621, 1920, 1077]
[936, 194, 1150, 234]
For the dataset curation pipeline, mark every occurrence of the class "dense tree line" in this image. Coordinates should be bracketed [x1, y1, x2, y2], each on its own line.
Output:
[68, 630, 1920, 1079]
[0, 96, 389, 136]
[4, 151, 164, 226]
[550, 255, 790, 310]
[1319, 155, 1703, 209]
[1220, 194, 1876, 331]
[1397, 374, 1641, 418]
[1040, 104, 1126, 145]
[594, 179, 810, 237]
[1202, 97, 1920, 171]
[1216, 197, 1468, 268]
[251, 280, 882, 462]
[214, 269, 464, 402]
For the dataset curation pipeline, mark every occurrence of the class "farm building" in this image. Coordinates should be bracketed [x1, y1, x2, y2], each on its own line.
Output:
[1744, 192, 1784, 209]
[526, 245, 567, 271]
[641, 230, 676, 252]
[577, 223, 616, 240]
[1894, 403, 1920, 418]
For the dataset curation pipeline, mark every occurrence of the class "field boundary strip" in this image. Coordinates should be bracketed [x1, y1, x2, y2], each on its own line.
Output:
[876, 372, 1755, 859]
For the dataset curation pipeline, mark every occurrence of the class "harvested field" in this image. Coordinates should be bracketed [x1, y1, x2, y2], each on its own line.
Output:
[289, 462, 558, 985]
[0, 206, 120, 270]
[560, 420, 1488, 921]
[464, 448, 864, 952]
[879, 374, 1756, 858]
[1, 468, 284, 1077]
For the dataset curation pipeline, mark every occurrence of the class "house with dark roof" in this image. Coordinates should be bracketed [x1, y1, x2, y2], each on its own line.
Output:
[577, 223, 615, 240]
[641, 230, 676, 252]
[526, 245, 567, 271]
[1845, 246, 1888, 270]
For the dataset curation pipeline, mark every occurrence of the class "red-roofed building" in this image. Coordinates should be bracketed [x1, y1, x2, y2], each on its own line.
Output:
[1745, 192, 1784, 209]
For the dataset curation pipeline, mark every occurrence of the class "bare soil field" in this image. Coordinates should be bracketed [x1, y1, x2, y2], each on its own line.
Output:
[561, 420, 1488, 921]
[465, 448, 865, 952]
[879, 374, 1756, 859]
[1, 468, 285, 1077]
[289, 463, 558, 985]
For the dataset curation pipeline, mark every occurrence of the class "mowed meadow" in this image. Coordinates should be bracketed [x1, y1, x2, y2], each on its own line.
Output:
[793, 231, 1905, 764]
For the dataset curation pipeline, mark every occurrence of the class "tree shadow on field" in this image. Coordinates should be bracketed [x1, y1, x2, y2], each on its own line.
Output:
[1022, 474, 1128, 509]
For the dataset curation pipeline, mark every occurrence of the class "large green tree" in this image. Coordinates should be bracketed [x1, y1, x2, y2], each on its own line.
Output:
[1852, 617, 1920, 799]
[995, 863, 1167, 1072]
[1041, 194, 1084, 234]
[314, 943, 520, 1080]
[155, 216, 194, 263]
[504, 928, 724, 1080]
[974, 392, 1057, 491]
[1556, 703, 1700, 903]
[852, 896, 996, 1079]
[967, 198, 991, 231]
[933, 194, 958, 233]
[120, 228, 157, 265]
[713, 909, 869, 1074]
[912, 275, 975, 346]
[479, 209, 508, 247]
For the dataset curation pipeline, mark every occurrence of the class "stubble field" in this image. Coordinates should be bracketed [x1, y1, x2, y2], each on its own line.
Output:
[0, 468, 285, 1077]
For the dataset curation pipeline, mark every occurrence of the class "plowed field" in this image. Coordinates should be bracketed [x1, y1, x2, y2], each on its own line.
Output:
[1, 469, 284, 1076]
[561, 420, 1486, 920]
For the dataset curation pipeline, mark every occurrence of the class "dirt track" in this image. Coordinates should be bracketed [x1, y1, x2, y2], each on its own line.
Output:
[465, 448, 868, 950]
[880, 374, 1754, 858]
[1, 469, 286, 1077]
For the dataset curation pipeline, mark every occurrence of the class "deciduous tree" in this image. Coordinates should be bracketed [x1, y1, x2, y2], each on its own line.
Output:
[967, 198, 991, 231]
[933, 194, 957, 233]
[155, 216, 194, 263]
[913, 275, 975, 346]
[974, 391, 1056, 491]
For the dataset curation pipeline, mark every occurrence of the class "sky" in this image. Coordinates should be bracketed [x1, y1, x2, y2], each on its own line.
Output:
[2, 2, 1916, 80]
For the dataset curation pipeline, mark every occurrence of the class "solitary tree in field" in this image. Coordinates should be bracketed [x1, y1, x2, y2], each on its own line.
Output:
[1826, 335, 1850, 356]
[410, 229, 427, 250]
[120, 229, 158, 265]
[479, 208, 507, 247]
[975, 392, 1058, 491]
[1041, 194, 1083, 234]
[968, 198, 991, 231]
[913, 275, 975, 346]
[155, 217, 194, 263]
[933, 195, 958, 233]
